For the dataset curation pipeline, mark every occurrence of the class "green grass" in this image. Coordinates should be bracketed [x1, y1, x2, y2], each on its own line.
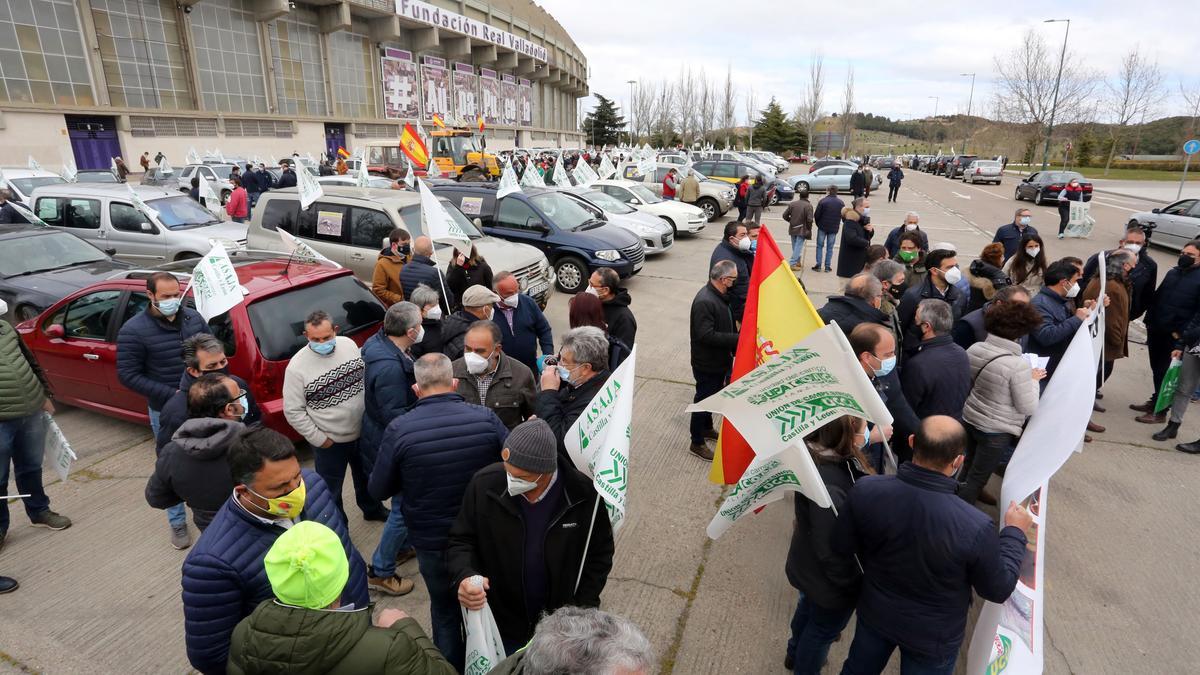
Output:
[1006, 164, 1200, 181]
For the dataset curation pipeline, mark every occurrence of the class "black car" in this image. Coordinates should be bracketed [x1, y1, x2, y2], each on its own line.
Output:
[0, 225, 132, 322]
[1013, 171, 1093, 205]
[432, 184, 644, 294]
[943, 155, 979, 179]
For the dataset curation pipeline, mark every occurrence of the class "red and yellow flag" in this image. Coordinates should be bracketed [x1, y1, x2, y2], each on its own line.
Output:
[709, 225, 825, 485]
[431, 114, 446, 129]
[336, 146, 350, 159]
[477, 114, 486, 133]
[399, 123, 430, 168]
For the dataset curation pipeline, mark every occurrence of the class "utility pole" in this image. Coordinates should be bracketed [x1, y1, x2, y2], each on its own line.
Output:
[928, 96, 939, 154]
[627, 80, 637, 146]
[1040, 19, 1071, 170]
[960, 73, 975, 155]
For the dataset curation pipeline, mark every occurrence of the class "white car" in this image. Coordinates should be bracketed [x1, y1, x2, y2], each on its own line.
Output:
[565, 188, 674, 255]
[591, 179, 707, 234]
[743, 151, 789, 172]
[2, 168, 67, 204]
[317, 175, 396, 189]
[658, 154, 690, 167]
[177, 163, 237, 203]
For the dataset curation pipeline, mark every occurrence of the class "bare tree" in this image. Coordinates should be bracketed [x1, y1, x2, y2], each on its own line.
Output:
[796, 52, 825, 157]
[1102, 47, 1164, 173]
[698, 71, 715, 148]
[634, 79, 658, 143]
[1182, 79, 1200, 141]
[839, 66, 855, 154]
[721, 64, 737, 149]
[654, 80, 677, 145]
[744, 86, 757, 150]
[674, 67, 698, 147]
[993, 29, 1098, 154]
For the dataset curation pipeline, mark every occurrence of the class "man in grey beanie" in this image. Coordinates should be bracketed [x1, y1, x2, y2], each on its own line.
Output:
[446, 418, 615, 653]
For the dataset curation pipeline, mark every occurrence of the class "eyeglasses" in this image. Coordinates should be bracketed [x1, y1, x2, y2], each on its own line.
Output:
[225, 389, 247, 406]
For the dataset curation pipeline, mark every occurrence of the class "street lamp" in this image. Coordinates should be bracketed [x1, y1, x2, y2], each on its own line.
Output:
[960, 73, 975, 155]
[927, 96, 939, 154]
[627, 80, 637, 146]
[1040, 19, 1071, 170]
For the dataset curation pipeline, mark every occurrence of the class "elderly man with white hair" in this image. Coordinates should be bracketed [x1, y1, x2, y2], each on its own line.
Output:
[489, 606, 655, 675]
[884, 211, 929, 258]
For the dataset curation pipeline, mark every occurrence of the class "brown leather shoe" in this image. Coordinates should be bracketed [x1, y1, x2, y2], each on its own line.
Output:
[1087, 421, 1106, 433]
[1084, 434, 1093, 443]
[1093, 401, 1106, 413]
[368, 574, 415, 597]
[689, 443, 715, 461]
[1129, 400, 1155, 413]
[1135, 412, 1166, 424]
[702, 429, 719, 441]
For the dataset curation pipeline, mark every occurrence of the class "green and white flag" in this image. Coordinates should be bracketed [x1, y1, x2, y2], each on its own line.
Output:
[496, 160, 521, 199]
[280, 228, 340, 267]
[45, 414, 77, 482]
[199, 172, 222, 215]
[187, 147, 202, 165]
[565, 346, 636, 532]
[214, 147, 226, 163]
[27, 155, 41, 172]
[296, 162, 324, 209]
[552, 150, 570, 186]
[159, 157, 174, 175]
[189, 241, 245, 321]
[572, 160, 599, 188]
[61, 159, 77, 183]
[8, 200, 48, 226]
[418, 177, 471, 255]
[597, 153, 617, 180]
[706, 443, 829, 539]
[110, 156, 120, 176]
[355, 167, 371, 188]
[520, 160, 546, 188]
[126, 184, 159, 221]
[404, 163, 416, 190]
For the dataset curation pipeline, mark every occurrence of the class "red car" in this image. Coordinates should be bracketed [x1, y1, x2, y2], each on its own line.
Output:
[17, 253, 386, 438]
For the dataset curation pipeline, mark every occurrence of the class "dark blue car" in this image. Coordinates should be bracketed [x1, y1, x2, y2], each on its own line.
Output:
[432, 184, 645, 295]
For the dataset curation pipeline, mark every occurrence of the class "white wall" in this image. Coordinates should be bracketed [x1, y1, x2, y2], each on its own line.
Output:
[0, 111, 76, 171]
[120, 122, 329, 168]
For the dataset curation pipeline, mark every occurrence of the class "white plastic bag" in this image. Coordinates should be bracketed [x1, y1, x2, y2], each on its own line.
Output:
[461, 576, 506, 675]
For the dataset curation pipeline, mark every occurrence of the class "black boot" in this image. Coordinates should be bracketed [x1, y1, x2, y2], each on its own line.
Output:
[1153, 422, 1181, 441]
[1176, 439, 1200, 454]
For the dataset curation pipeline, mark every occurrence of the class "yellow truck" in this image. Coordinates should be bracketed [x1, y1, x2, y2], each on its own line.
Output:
[430, 128, 501, 178]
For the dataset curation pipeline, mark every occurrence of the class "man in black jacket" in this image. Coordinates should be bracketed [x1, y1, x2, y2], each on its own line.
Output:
[400, 236, 453, 313]
[818, 273, 890, 336]
[709, 221, 754, 323]
[900, 300, 971, 420]
[535, 326, 610, 460]
[951, 285, 1032, 350]
[448, 419, 613, 655]
[833, 416, 1031, 675]
[156, 334, 260, 451]
[850, 165, 866, 199]
[589, 267, 637, 348]
[812, 186, 844, 273]
[1132, 241, 1200, 422]
[276, 162, 297, 189]
[897, 249, 962, 359]
[849, 324, 920, 466]
[688, 261, 740, 460]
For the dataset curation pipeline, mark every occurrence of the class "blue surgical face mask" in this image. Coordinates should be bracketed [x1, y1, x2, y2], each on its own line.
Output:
[749, 239, 758, 253]
[156, 297, 182, 317]
[309, 340, 335, 356]
[858, 426, 871, 449]
[1019, 216, 1031, 226]
[872, 355, 896, 378]
[232, 393, 249, 420]
[556, 365, 572, 383]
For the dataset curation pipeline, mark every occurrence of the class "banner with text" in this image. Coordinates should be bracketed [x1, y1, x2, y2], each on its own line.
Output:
[421, 56, 451, 123]
[707, 443, 829, 539]
[479, 68, 502, 127]
[189, 242, 245, 321]
[452, 63, 478, 121]
[382, 49, 420, 120]
[565, 346, 636, 531]
[519, 78, 533, 127]
[501, 74, 519, 127]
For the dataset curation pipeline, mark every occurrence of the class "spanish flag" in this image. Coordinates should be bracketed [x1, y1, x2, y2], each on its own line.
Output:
[709, 225, 825, 485]
[399, 123, 430, 168]
[336, 146, 350, 159]
[431, 113, 446, 129]
[477, 114, 486, 133]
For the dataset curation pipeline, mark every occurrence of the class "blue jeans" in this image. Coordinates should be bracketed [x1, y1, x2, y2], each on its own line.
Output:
[0, 412, 49, 532]
[370, 498, 411, 578]
[790, 236, 808, 266]
[314, 439, 383, 520]
[416, 548, 465, 671]
[839, 617, 957, 675]
[787, 594, 854, 675]
[815, 230, 836, 269]
[148, 407, 187, 528]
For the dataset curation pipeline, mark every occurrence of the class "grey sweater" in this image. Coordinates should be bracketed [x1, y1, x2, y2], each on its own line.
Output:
[962, 334, 1040, 436]
[283, 336, 366, 447]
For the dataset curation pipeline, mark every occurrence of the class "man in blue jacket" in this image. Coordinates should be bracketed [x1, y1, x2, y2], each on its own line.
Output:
[834, 416, 1031, 675]
[369, 353, 508, 670]
[116, 271, 210, 550]
[400, 236, 453, 313]
[156, 334, 260, 451]
[1028, 259, 1094, 381]
[709, 221, 754, 323]
[992, 207, 1038, 262]
[181, 426, 369, 675]
[492, 271, 554, 376]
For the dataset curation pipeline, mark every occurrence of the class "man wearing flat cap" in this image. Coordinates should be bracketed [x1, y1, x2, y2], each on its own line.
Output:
[446, 419, 615, 655]
[440, 284, 501, 361]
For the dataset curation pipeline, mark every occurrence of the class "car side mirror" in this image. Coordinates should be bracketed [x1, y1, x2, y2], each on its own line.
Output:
[1152, 208, 1161, 214]
[473, 217, 483, 229]
[105, 247, 117, 256]
[45, 324, 64, 339]
[528, 219, 548, 232]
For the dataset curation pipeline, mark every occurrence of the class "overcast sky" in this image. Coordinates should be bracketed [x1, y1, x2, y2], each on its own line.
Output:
[538, 0, 1199, 127]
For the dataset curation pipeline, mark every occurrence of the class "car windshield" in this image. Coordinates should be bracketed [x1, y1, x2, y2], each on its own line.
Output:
[627, 184, 662, 204]
[530, 192, 604, 230]
[10, 176, 66, 196]
[582, 190, 635, 214]
[247, 275, 384, 361]
[397, 200, 483, 238]
[148, 195, 222, 229]
[690, 170, 710, 182]
[0, 231, 108, 277]
[368, 146, 405, 165]
[209, 165, 234, 179]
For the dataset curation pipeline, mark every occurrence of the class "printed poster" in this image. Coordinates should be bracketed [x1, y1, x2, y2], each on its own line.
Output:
[501, 74, 518, 127]
[453, 63, 478, 122]
[479, 68, 501, 126]
[459, 197, 484, 216]
[519, 78, 534, 127]
[317, 210, 343, 237]
[421, 56, 451, 123]
[382, 48, 420, 120]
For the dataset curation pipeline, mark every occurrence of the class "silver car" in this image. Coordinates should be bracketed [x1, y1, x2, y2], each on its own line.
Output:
[1128, 199, 1200, 251]
[962, 160, 1003, 185]
[177, 163, 237, 203]
[617, 162, 734, 221]
[565, 188, 674, 255]
[789, 165, 855, 193]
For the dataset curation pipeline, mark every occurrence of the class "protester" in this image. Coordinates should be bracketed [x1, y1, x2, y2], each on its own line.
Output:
[283, 310, 383, 522]
[569, 292, 632, 370]
[818, 273, 890, 336]
[679, 168, 701, 205]
[850, 165, 866, 199]
[445, 245, 493, 312]
[1056, 177, 1086, 238]
[871, 260, 907, 351]
[140, 152, 151, 172]
[710, 221, 754, 322]
[156, 334, 260, 451]
[812, 185, 844, 273]
[0, 189, 24, 223]
[836, 197, 873, 278]
[864, 245, 888, 271]
[589, 267, 637, 348]
[187, 175, 201, 202]
[447, 419, 614, 654]
[952, 285, 1032, 350]
[370, 353, 508, 668]
[440, 285, 500, 360]
[689, 261, 740, 460]
[959, 300, 1045, 505]
[536, 326, 610, 456]
[784, 416, 870, 674]
[1080, 224, 1156, 322]
[225, 176, 249, 223]
[893, 231, 928, 288]
[733, 176, 750, 221]
[145, 374, 245, 531]
[275, 161, 297, 189]
[833, 417, 1032, 674]
[783, 186, 814, 271]
[993, 207, 1038, 261]
[1002, 234, 1048, 295]
[1029, 260, 1094, 380]
[400, 237, 453, 313]
[409, 285, 445, 358]
[227, 521, 455, 675]
[116, 271, 210, 549]
[1134, 241, 1200, 424]
[966, 242, 1010, 313]
[182, 427, 369, 675]
[847, 324, 917, 467]
[863, 165, 874, 197]
[489, 607, 654, 675]
[114, 156, 130, 181]
[885, 162, 904, 203]
[242, 164, 261, 207]
[1153, 280, 1200, 445]
[453, 321, 536, 429]
[900, 300, 971, 420]
[884, 212, 928, 257]
[662, 167, 680, 200]
[1085, 252, 1134, 430]
[897, 249, 962, 358]
[493, 271, 555, 375]
[746, 176, 768, 226]
[336, 157, 349, 175]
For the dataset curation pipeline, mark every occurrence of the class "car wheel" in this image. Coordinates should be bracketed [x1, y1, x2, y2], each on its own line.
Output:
[795, 181, 809, 192]
[1014, 187, 1023, 201]
[659, 216, 678, 234]
[15, 304, 39, 322]
[770, 192, 779, 206]
[1035, 189, 1044, 205]
[696, 198, 719, 222]
[220, 190, 231, 205]
[554, 256, 588, 294]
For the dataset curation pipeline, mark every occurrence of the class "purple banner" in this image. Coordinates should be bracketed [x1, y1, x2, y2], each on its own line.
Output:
[381, 50, 419, 120]
[421, 60, 450, 122]
[452, 62, 478, 121]
[479, 68, 501, 126]
[519, 80, 533, 127]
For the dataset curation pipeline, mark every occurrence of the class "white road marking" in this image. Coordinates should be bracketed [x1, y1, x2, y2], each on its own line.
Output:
[952, 191, 972, 200]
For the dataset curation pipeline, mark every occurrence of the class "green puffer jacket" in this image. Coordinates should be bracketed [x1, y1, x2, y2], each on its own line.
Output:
[227, 600, 456, 675]
[0, 320, 45, 420]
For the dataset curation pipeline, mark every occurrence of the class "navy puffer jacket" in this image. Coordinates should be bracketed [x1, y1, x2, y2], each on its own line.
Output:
[400, 255, 453, 313]
[181, 469, 368, 675]
[116, 307, 210, 410]
[368, 392, 508, 550]
[360, 331, 417, 468]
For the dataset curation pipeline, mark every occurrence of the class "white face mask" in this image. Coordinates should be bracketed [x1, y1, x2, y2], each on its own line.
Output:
[410, 325, 425, 344]
[425, 306, 443, 321]
[737, 237, 752, 252]
[905, 223, 917, 231]
[506, 471, 541, 497]
[1026, 247, 1040, 258]
[585, 285, 600, 297]
[464, 350, 493, 375]
[942, 266, 962, 285]
[502, 294, 520, 308]
[1123, 243, 1142, 255]
[1066, 282, 1080, 298]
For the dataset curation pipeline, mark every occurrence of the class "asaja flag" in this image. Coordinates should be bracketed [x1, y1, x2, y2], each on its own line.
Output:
[597, 153, 617, 180]
[551, 151, 569, 186]
[199, 172, 222, 215]
[45, 413, 77, 483]
[709, 225, 826, 485]
[400, 123, 430, 167]
[126, 184, 159, 221]
[159, 157, 174, 175]
[110, 156, 120, 175]
[355, 167, 371, 188]
[496, 160, 521, 199]
[8, 200, 48, 226]
[566, 346, 636, 532]
[572, 160, 599, 188]
[189, 241, 246, 321]
[707, 443, 828, 539]
[187, 147, 202, 165]
[280, 228, 340, 267]
[27, 155, 41, 172]
[404, 163, 416, 190]
[520, 161, 546, 188]
[296, 162, 325, 209]
[418, 177, 471, 254]
[61, 159, 77, 183]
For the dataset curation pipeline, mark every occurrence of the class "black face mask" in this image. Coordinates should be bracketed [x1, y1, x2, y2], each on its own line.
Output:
[887, 282, 907, 300]
[1180, 254, 1196, 270]
[397, 243, 411, 256]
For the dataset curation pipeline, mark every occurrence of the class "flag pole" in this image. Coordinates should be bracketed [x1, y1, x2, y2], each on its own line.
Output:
[427, 241, 453, 313]
[574, 493, 601, 595]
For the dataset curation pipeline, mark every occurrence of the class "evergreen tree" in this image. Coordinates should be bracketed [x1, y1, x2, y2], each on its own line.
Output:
[1074, 128, 1096, 167]
[752, 98, 799, 152]
[580, 94, 626, 146]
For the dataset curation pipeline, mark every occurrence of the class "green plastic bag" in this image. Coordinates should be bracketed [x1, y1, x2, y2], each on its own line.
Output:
[1155, 358, 1183, 413]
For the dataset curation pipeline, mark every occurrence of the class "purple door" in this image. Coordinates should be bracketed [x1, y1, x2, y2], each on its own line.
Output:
[325, 124, 346, 162]
[66, 115, 122, 170]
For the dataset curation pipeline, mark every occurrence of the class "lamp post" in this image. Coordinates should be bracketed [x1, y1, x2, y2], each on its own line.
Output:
[960, 73, 975, 155]
[627, 79, 637, 146]
[1040, 19, 1071, 170]
[928, 96, 939, 154]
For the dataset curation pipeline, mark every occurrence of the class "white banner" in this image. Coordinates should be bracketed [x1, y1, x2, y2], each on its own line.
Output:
[199, 173, 222, 216]
[565, 346, 636, 531]
[598, 153, 617, 180]
[126, 184, 159, 221]
[496, 161, 521, 199]
[296, 164, 324, 210]
[707, 443, 829, 539]
[461, 576, 506, 675]
[355, 167, 371, 188]
[280, 228, 339, 267]
[637, 154, 657, 180]
[966, 303, 1103, 675]
[520, 162, 546, 188]
[27, 155, 41, 172]
[572, 160, 599, 188]
[8, 200, 48, 226]
[159, 157, 174, 175]
[418, 178, 471, 254]
[187, 147, 202, 165]
[1064, 201, 1094, 238]
[552, 151, 570, 186]
[189, 242, 245, 321]
[686, 324, 893, 463]
[45, 414, 76, 483]
[404, 163, 416, 189]
[61, 159, 77, 183]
